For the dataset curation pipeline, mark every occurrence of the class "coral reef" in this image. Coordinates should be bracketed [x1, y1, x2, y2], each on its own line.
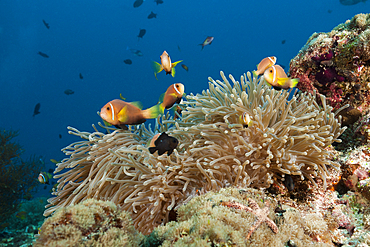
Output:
[44, 70, 345, 234]
[153, 187, 334, 247]
[0, 129, 43, 225]
[290, 13, 370, 114]
[34, 199, 143, 246]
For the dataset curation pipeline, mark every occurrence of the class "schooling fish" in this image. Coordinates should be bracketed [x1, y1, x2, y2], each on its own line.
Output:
[263, 65, 299, 90]
[79, 73, 83, 79]
[239, 112, 253, 128]
[199, 36, 214, 50]
[42, 19, 50, 29]
[154, 0, 163, 4]
[137, 29, 146, 40]
[100, 99, 161, 129]
[151, 51, 182, 79]
[33, 103, 41, 117]
[253, 56, 277, 77]
[38, 172, 52, 185]
[149, 132, 178, 156]
[148, 11, 157, 19]
[158, 83, 185, 113]
[37, 51, 49, 58]
[133, 0, 144, 8]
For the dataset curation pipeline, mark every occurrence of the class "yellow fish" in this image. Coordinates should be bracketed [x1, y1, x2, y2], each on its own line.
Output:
[151, 51, 182, 79]
[263, 65, 299, 90]
[253, 56, 277, 77]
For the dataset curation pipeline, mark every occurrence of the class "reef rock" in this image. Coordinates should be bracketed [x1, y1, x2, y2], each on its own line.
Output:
[290, 13, 370, 118]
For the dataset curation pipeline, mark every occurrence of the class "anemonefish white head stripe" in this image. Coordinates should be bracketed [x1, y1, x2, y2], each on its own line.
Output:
[173, 83, 181, 95]
[109, 102, 115, 121]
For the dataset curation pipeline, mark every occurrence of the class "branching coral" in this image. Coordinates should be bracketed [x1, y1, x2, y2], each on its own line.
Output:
[44, 71, 346, 234]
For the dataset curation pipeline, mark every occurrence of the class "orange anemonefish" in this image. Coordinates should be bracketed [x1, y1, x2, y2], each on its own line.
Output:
[151, 51, 182, 79]
[148, 132, 178, 156]
[253, 56, 277, 77]
[263, 65, 299, 90]
[38, 172, 52, 185]
[199, 36, 214, 50]
[158, 83, 185, 113]
[238, 112, 253, 128]
[100, 99, 161, 129]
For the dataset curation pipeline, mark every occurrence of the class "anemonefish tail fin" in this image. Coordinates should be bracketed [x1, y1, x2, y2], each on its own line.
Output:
[290, 78, 299, 88]
[130, 101, 143, 110]
[143, 103, 162, 119]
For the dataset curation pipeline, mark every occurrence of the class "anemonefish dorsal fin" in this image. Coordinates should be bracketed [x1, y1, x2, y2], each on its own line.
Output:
[130, 101, 143, 110]
[158, 92, 165, 103]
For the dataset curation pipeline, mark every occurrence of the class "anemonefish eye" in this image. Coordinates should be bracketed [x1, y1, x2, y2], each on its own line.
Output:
[176, 84, 179, 88]
[269, 69, 273, 73]
[107, 107, 110, 110]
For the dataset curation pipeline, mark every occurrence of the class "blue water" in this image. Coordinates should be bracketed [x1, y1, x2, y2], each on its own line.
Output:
[0, 0, 367, 196]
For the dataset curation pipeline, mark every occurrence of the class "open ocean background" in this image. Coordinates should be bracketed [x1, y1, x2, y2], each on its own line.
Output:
[0, 0, 367, 196]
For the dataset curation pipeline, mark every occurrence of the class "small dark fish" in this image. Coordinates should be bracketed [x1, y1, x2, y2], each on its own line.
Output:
[154, 0, 163, 4]
[124, 59, 132, 65]
[33, 103, 41, 117]
[133, 0, 144, 8]
[147, 11, 157, 19]
[64, 89, 74, 95]
[42, 19, 50, 29]
[281, 40, 286, 44]
[199, 36, 214, 50]
[148, 132, 178, 156]
[284, 175, 294, 191]
[340, 0, 366, 5]
[43, 185, 47, 190]
[59, 134, 62, 139]
[37, 51, 49, 58]
[181, 64, 188, 72]
[328, 9, 332, 13]
[137, 29, 146, 40]
[177, 45, 181, 52]
[79, 73, 83, 79]
[48, 168, 54, 173]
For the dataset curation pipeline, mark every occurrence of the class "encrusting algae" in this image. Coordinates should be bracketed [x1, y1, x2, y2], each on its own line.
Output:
[44, 70, 346, 235]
